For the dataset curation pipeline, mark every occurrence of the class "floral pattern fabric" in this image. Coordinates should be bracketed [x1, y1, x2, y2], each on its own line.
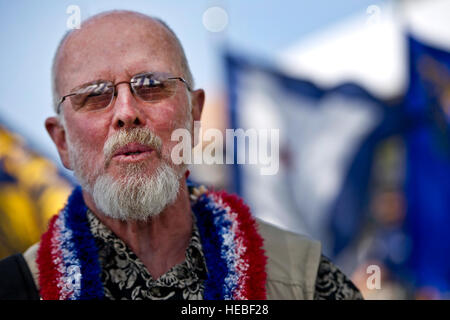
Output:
[87, 210, 207, 300]
[314, 255, 364, 300]
[87, 210, 363, 300]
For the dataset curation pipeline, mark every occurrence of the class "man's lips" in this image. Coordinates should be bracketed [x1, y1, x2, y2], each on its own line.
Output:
[111, 143, 154, 161]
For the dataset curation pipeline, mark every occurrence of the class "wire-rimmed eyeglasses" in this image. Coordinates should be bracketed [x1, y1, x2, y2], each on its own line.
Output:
[56, 71, 192, 114]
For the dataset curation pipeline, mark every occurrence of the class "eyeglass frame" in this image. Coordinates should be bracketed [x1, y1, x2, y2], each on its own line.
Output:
[56, 72, 192, 114]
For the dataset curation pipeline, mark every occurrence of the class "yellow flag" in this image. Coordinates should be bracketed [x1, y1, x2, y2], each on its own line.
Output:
[0, 126, 72, 259]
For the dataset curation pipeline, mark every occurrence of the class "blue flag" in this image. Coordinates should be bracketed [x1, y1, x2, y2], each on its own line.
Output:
[402, 35, 450, 296]
[224, 53, 395, 256]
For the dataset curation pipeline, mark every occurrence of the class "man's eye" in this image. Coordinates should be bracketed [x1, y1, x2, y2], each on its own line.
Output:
[136, 76, 163, 87]
[148, 79, 162, 86]
[88, 90, 106, 97]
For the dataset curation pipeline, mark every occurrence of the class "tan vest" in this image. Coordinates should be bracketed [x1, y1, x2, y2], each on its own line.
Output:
[256, 219, 322, 300]
[23, 219, 322, 300]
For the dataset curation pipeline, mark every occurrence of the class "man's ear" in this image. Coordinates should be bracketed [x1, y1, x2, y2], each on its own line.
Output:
[45, 117, 71, 170]
[191, 89, 205, 122]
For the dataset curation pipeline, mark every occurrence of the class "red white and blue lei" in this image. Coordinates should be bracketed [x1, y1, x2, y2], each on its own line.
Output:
[37, 186, 267, 300]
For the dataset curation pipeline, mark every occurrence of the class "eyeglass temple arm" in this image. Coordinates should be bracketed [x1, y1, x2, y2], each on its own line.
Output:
[56, 93, 76, 114]
[168, 77, 192, 92]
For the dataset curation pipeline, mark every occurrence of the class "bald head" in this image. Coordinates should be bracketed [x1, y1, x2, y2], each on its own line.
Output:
[52, 10, 193, 113]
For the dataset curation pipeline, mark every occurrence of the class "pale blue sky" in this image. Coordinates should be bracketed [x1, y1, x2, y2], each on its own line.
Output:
[0, 0, 385, 166]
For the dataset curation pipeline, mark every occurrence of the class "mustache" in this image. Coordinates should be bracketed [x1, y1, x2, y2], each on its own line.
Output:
[103, 128, 163, 168]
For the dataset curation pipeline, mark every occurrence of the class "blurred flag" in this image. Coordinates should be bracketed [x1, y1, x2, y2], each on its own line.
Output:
[401, 34, 450, 297]
[0, 123, 73, 259]
[224, 53, 398, 256]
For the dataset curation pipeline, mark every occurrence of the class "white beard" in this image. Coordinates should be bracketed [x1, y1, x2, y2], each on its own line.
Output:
[91, 162, 180, 221]
[66, 126, 184, 221]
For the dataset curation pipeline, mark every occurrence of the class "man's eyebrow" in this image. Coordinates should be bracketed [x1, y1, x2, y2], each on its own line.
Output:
[69, 78, 110, 92]
[67, 71, 114, 92]
[132, 70, 174, 77]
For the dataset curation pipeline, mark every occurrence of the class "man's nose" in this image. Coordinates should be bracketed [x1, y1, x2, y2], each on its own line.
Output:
[111, 83, 145, 129]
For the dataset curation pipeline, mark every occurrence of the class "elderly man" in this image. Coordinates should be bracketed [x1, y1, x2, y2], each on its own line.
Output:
[0, 10, 362, 300]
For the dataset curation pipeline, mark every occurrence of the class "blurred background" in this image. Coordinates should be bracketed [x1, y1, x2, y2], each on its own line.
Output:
[0, 0, 449, 299]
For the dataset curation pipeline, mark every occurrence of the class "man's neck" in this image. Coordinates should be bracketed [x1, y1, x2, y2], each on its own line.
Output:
[82, 179, 193, 279]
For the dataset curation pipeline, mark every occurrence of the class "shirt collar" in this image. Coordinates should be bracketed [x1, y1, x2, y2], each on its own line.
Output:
[86, 209, 207, 288]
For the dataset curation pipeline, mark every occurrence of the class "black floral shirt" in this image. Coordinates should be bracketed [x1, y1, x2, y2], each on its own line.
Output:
[87, 210, 363, 300]
[314, 255, 363, 300]
[87, 210, 207, 300]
